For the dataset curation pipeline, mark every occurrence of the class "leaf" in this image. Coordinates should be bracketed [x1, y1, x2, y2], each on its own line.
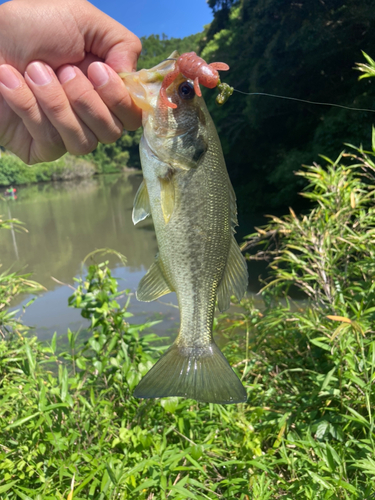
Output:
[5, 412, 40, 430]
[310, 338, 331, 351]
[12, 489, 33, 500]
[60, 366, 68, 402]
[106, 463, 118, 485]
[344, 407, 370, 428]
[185, 454, 208, 477]
[191, 445, 204, 461]
[73, 466, 105, 495]
[315, 420, 329, 440]
[0, 481, 18, 493]
[356, 456, 375, 475]
[320, 367, 336, 392]
[51, 332, 57, 354]
[160, 397, 179, 414]
[307, 471, 333, 490]
[169, 485, 194, 498]
[24, 342, 36, 376]
[325, 444, 336, 472]
[326, 315, 352, 324]
[133, 479, 157, 493]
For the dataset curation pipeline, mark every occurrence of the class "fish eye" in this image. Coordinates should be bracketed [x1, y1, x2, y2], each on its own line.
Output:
[178, 81, 195, 100]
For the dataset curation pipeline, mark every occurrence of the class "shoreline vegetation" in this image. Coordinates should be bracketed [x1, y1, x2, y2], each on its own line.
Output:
[0, 127, 143, 188]
[1, 144, 375, 498]
[0, 149, 141, 189]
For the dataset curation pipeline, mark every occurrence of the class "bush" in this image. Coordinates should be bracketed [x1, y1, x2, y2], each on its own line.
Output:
[239, 138, 375, 497]
[0, 254, 255, 499]
[0, 216, 44, 337]
[1, 139, 375, 497]
[0, 153, 96, 187]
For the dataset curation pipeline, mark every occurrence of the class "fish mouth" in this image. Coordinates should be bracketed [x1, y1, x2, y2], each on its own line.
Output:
[120, 51, 179, 111]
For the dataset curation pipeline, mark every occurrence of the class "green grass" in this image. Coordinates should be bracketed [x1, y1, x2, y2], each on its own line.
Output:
[1, 141, 375, 498]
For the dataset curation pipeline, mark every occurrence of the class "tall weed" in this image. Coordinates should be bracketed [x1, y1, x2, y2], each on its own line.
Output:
[1, 144, 375, 497]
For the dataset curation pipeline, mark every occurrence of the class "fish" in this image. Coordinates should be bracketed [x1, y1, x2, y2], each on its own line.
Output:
[120, 51, 248, 404]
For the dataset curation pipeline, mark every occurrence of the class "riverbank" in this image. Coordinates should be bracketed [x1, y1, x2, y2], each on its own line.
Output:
[0, 128, 142, 188]
[0, 151, 98, 187]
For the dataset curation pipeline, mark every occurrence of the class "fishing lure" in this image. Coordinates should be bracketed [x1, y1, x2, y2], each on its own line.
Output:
[216, 80, 234, 106]
[160, 51, 229, 109]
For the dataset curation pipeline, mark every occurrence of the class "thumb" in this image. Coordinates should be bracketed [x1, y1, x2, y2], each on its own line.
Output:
[79, 2, 142, 73]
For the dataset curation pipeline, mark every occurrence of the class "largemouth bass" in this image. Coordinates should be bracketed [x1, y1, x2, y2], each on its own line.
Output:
[121, 52, 248, 404]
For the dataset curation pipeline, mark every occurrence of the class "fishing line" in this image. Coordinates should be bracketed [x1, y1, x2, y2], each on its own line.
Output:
[159, 60, 375, 113]
[232, 89, 375, 113]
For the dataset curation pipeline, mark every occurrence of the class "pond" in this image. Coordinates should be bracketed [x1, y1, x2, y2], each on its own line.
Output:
[0, 174, 266, 340]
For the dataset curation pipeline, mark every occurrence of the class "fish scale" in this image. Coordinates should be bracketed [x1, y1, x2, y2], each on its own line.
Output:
[121, 52, 248, 404]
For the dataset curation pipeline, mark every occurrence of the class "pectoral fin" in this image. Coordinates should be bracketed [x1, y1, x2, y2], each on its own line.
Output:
[137, 257, 173, 302]
[132, 180, 151, 225]
[160, 177, 175, 224]
[217, 235, 248, 312]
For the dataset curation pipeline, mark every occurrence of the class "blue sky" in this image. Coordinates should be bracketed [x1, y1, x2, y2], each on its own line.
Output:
[0, 0, 213, 39]
[90, 0, 213, 39]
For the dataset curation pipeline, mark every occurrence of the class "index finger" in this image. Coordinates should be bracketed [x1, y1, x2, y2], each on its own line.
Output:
[88, 62, 142, 130]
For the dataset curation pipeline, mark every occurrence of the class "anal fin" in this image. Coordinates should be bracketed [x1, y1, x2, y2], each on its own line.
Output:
[133, 180, 151, 225]
[137, 257, 173, 302]
[217, 235, 248, 312]
[134, 342, 247, 404]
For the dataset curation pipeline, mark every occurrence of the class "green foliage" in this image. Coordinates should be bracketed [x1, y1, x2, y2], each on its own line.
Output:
[2, 142, 375, 497]
[201, 1, 375, 211]
[88, 130, 143, 173]
[238, 144, 375, 497]
[138, 33, 203, 70]
[355, 51, 375, 79]
[0, 255, 258, 499]
[0, 216, 44, 337]
[0, 153, 96, 187]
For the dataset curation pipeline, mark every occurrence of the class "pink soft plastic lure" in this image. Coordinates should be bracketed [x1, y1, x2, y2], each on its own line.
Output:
[160, 51, 229, 109]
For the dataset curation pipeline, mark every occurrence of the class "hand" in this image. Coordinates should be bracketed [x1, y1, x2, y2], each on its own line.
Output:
[0, 0, 142, 164]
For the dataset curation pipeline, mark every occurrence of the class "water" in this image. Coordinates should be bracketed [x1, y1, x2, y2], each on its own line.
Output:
[0, 174, 266, 340]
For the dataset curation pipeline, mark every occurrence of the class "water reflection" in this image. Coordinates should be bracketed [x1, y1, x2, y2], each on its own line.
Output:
[0, 175, 159, 285]
[0, 174, 179, 339]
[0, 174, 267, 340]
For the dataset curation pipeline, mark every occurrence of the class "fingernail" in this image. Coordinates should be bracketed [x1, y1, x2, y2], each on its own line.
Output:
[26, 61, 52, 86]
[0, 65, 21, 89]
[89, 62, 109, 88]
[57, 65, 77, 84]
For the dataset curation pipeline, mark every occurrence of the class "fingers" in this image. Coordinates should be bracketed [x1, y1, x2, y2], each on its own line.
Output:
[57, 64, 123, 143]
[0, 59, 142, 164]
[0, 64, 66, 163]
[88, 62, 142, 130]
[25, 61, 98, 156]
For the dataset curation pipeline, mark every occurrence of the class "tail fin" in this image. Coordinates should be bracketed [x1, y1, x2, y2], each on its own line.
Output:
[133, 342, 247, 404]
